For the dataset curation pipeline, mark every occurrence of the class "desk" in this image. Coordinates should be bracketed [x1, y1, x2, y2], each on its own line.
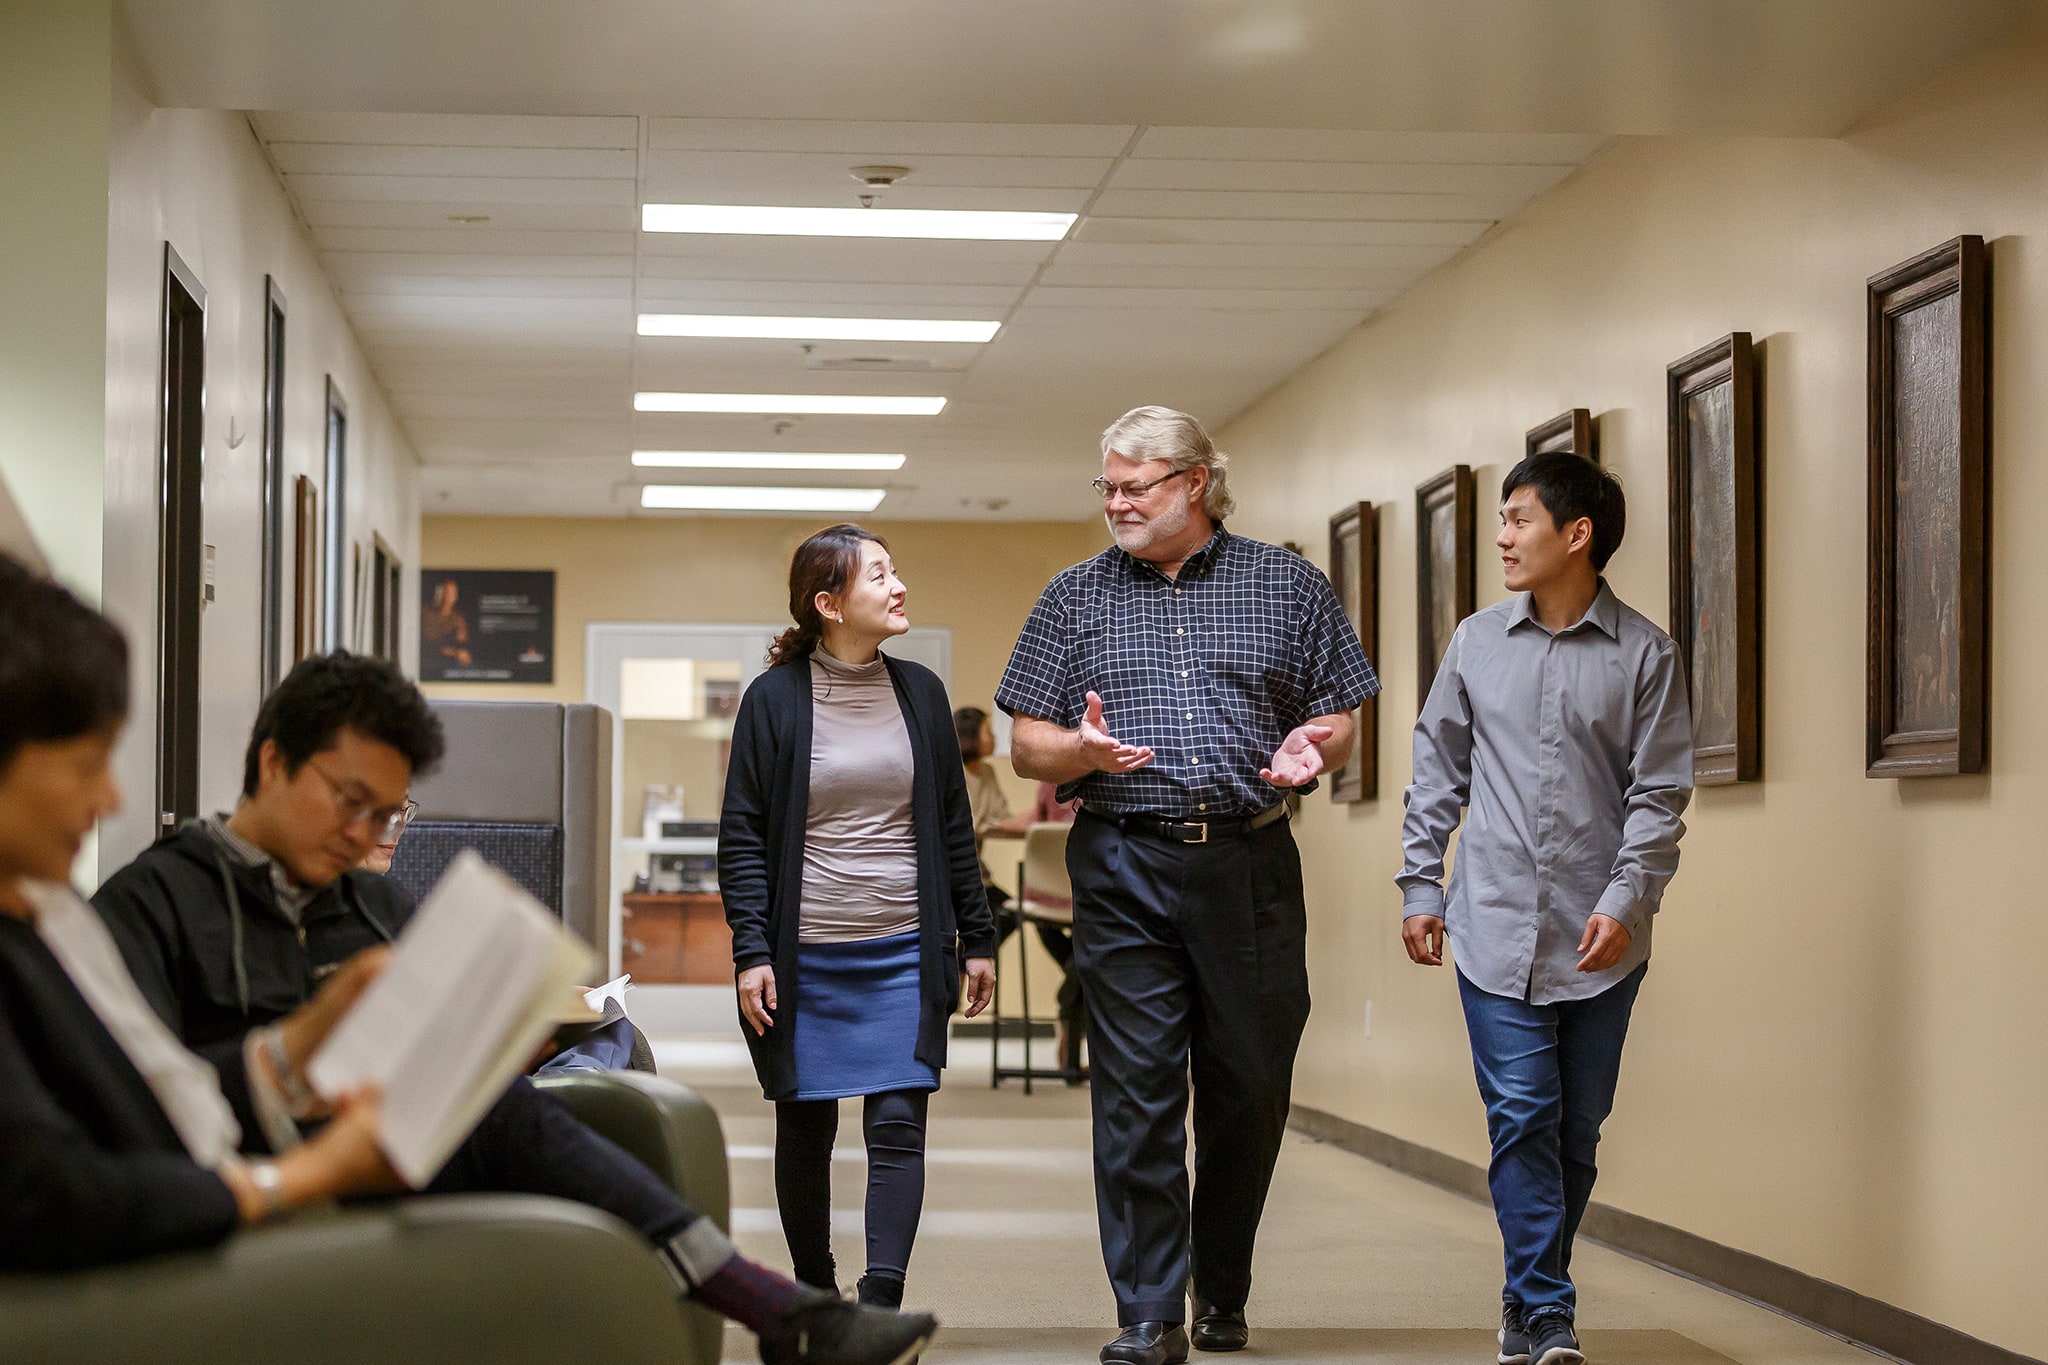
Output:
[621, 892, 733, 985]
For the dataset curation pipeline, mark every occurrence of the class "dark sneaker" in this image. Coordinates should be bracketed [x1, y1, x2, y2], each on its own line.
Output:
[1526, 1313, 1585, 1365]
[1497, 1303, 1532, 1364]
[758, 1294, 937, 1365]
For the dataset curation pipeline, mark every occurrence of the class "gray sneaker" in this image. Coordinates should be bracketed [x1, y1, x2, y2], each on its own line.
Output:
[1497, 1304, 1532, 1364]
[1526, 1313, 1585, 1365]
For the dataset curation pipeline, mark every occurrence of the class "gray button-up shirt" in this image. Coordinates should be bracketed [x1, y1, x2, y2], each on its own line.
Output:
[1397, 581, 1693, 1004]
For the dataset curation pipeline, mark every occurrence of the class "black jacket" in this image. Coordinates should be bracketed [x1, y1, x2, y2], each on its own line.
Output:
[718, 655, 996, 1099]
[0, 913, 239, 1270]
[91, 822, 414, 1123]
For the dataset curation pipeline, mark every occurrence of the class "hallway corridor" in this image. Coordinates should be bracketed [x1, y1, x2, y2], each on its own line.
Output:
[655, 1039, 1874, 1365]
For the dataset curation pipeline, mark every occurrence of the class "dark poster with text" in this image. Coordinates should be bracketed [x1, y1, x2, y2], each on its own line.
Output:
[419, 569, 555, 683]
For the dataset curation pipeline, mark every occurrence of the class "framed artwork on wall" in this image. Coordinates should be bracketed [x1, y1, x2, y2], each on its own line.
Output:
[1327, 501, 1378, 802]
[1415, 466, 1475, 704]
[1526, 408, 1597, 464]
[291, 474, 320, 665]
[1667, 332, 1763, 785]
[1865, 235, 1990, 778]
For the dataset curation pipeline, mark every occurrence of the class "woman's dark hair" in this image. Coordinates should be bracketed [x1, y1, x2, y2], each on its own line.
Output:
[242, 651, 446, 797]
[0, 554, 130, 769]
[766, 523, 889, 668]
[1500, 451, 1628, 571]
[953, 706, 989, 758]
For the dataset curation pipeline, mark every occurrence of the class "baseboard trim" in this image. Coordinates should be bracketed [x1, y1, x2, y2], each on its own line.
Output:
[1288, 1104, 2042, 1365]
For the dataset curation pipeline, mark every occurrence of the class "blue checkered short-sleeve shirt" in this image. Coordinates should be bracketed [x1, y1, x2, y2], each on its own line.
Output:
[996, 526, 1380, 818]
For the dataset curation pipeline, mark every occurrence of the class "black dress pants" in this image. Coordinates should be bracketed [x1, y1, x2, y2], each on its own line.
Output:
[1068, 812, 1310, 1326]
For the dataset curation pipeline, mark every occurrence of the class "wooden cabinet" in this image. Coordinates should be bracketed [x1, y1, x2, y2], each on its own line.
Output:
[620, 892, 733, 985]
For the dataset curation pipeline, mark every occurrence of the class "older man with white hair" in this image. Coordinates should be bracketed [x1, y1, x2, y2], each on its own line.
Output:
[998, 406, 1380, 1365]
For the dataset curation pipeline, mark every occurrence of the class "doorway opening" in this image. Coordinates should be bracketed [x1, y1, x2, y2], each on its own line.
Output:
[155, 244, 206, 833]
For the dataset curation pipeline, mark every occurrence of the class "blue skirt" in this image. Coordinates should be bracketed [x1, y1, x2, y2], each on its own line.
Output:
[792, 930, 939, 1100]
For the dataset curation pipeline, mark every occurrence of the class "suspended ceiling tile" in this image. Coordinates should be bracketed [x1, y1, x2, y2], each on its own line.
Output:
[1108, 158, 1579, 197]
[299, 199, 636, 231]
[285, 173, 636, 205]
[1053, 241, 1466, 272]
[336, 274, 635, 299]
[1025, 286, 1395, 311]
[1072, 217, 1489, 247]
[1133, 128, 1614, 164]
[1036, 262, 1431, 291]
[1090, 188, 1541, 220]
[312, 225, 635, 256]
[325, 252, 636, 278]
[647, 119, 1135, 157]
[265, 143, 638, 178]
[250, 111, 639, 148]
[633, 279, 1023, 308]
[641, 150, 1114, 196]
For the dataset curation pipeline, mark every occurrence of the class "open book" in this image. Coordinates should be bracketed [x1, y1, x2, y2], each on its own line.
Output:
[306, 850, 599, 1187]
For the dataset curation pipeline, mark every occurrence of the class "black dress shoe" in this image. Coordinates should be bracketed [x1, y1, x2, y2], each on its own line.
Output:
[1190, 1305, 1248, 1352]
[1099, 1321, 1190, 1365]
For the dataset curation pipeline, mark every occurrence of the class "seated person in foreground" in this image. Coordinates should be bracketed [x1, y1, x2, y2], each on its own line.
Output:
[0, 556, 930, 1365]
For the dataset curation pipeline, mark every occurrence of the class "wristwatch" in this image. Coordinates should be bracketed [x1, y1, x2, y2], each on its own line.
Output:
[246, 1158, 287, 1220]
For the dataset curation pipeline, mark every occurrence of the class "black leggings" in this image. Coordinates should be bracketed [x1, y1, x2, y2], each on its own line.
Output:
[774, 1088, 930, 1298]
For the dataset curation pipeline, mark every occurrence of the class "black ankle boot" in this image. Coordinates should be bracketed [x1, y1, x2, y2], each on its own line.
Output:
[855, 1274, 905, 1308]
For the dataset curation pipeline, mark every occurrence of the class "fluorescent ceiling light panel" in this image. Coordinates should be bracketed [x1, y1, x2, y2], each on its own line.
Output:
[641, 203, 1076, 241]
[633, 451, 907, 471]
[640, 485, 887, 513]
[634, 392, 946, 415]
[637, 313, 1000, 344]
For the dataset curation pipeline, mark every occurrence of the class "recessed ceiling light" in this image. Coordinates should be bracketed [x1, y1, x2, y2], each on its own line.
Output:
[633, 451, 907, 471]
[637, 314, 1000, 344]
[634, 392, 946, 415]
[641, 485, 888, 513]
[641, 203, 1076, 242]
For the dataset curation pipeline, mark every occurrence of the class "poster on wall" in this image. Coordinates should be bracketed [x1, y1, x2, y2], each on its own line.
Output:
[419, 569, 555, 683]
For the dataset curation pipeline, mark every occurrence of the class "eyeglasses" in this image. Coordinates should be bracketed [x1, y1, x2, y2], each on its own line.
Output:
[1091, 469, 1186, 502]
[305, 760, 415, 843]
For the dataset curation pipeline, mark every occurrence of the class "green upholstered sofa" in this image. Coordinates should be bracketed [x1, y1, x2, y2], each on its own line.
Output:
[0, 1070, 732, 1365]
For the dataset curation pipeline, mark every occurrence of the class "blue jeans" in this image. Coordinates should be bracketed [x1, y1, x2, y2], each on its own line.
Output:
[1456, 962, 1646, 1321]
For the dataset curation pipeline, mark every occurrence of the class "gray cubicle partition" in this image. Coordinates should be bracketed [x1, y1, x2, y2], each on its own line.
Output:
[391, 700, 613, 964]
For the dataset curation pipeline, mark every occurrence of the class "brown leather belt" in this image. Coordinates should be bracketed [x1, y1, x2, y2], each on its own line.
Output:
[1079, 801, 1290, 845]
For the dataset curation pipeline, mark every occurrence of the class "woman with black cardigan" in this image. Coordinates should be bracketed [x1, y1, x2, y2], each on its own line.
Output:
[720, 524, 998, 1309]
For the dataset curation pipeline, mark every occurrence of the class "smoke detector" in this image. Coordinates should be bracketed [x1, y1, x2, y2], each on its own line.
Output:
[849, 164, 911, 207]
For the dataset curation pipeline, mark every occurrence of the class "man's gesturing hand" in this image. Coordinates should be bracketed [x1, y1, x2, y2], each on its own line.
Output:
[1260, 724, 1334, 788]
[1078, 690, 1155, 773]
[1575, 914, 1631, 973]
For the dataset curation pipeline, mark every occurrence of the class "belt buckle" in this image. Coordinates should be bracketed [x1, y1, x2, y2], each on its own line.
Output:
[1183, 819, 1209, 844]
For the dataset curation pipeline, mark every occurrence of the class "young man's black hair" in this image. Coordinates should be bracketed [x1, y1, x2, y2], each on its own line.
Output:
[0, 553, 129, 769]
[1499, 451, 1628, 571]
[242, 652, 447, 797]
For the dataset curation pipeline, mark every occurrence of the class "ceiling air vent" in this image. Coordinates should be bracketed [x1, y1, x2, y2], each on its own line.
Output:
[805, 355, 937, 372]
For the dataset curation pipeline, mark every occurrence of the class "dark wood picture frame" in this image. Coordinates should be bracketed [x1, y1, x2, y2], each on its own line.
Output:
[1415, 466, 1476, 703]
[1327, 502, 1378, 802]
[1667, 333, 1763, 785]
[1865, 235, 1990, 778]
[292, 474, 320, 663]
[1526, 408, 1597, 464]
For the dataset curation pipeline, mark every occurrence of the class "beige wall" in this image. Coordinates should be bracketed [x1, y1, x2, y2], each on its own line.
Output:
[99, 36, 421, 870]
[1218, 21, 2047, 1355]
[0, 0, 111, 598]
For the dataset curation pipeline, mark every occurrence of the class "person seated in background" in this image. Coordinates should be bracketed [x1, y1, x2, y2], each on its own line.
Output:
[15, 587, 928, 1363]
[953, 706, 1086, 1080]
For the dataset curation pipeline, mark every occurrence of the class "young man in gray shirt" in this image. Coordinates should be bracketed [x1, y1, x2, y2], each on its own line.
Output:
[1397, 452, 1693, 1365]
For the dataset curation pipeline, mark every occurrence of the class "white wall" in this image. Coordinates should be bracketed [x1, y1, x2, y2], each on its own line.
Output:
[100, 34, 421, 872]
[1219, 19, 2047, 1355]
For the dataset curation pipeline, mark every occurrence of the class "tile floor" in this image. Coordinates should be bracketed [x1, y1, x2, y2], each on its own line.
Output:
[651, 1038, 1876, 1365]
